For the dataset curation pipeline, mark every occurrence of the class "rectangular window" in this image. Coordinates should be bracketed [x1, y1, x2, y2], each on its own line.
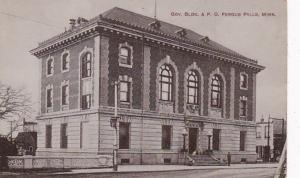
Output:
[61, 84, 69, 105]
[120, 81, 130, 102]
[60, 123, 68, 148]
[119, 122, 130, 149]
[212, 129, 220, 151]
[62, 53, 69, 71]
[45, 125, 52, 148]
[119, 46, 132, 66]
[162, 125, 172, 150]
[240, 74, 248, 89]
[82, 53, 91, 78]
[47, 58, 54, 75]
[81, 94, 91, 109]
[46, 88, 53, 108]
[240, 131, 246, 151]
[80, 122, 89, 149]
[239, 99, 247, 117]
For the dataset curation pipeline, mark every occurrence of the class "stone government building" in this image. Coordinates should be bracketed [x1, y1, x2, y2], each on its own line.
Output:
[30, 7, 264, 164]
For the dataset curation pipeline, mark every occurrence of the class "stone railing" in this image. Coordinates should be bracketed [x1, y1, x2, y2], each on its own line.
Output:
[7, 155, 112, 169]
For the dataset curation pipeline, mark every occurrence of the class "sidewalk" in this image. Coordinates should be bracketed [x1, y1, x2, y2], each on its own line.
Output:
[51, 163, 279, 175]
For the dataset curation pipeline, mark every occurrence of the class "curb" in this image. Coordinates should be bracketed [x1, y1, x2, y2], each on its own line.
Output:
[48, 165, 278, 176]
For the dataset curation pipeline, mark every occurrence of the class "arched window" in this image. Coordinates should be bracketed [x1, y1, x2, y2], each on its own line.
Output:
[119, 47, 131, 65]
[211, 74, 222, 108]
[159, 64, 173, 101]
[81, 52, 92, 78]
[187, 70, 199, 104]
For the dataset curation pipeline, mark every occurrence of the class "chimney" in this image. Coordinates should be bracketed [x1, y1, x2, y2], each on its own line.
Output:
[77, 17, 88, 25]
[69, 19, 76, 29]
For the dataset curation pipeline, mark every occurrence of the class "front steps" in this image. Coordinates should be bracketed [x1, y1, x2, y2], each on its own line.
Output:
[187, 154, 226, 166]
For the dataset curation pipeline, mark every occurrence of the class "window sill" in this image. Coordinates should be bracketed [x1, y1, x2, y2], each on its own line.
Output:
[61, 105, 69, 111]
[210, 107, 222, 111]
[81, 107, 91, 110]
[158, 100, 174, 105]
[81, 76, 92, 80]
[62, 69, 69, 73]
[119, 63, 132, 68]
[161, 148, 171, 150]
[120, 101, 131, 108]
[240, 86, 248, 90]
[239, 116, 247, 120]
[46, 73, 54, 77]
[46, 107, 53, 113]
[118, 148, 130, 150]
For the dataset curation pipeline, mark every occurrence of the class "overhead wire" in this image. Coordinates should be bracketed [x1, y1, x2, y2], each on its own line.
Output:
[0, 11, 64, 30]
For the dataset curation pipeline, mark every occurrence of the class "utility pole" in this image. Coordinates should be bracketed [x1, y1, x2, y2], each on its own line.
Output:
[281, 118, 285, 153]
[154, 0, 157, 19]
[267, 114, 270, 162]
[110, 80, 119, 172]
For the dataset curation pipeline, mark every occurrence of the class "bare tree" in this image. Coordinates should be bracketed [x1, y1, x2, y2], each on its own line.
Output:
[0, 83, 33, 137]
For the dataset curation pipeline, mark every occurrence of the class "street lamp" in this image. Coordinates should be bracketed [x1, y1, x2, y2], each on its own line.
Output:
[110, 80, 119, 171]
[207, 129, 213, 154]
[181, 127, 188, 152]
[181, 127, 188, 165]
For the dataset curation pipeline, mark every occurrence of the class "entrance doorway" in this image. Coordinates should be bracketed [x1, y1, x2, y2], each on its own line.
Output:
[188, 128, 198, 154]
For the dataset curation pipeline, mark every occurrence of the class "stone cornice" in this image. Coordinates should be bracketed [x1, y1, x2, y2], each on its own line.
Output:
[30, 17, 265, 72]
[36, 106, 256, 127]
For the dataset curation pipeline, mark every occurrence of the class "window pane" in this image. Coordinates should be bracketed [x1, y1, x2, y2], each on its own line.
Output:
[120, 82, 128, 92]
[119, 57, 128, 64]
[120, 48, 129, 57]
[212, 92, 218, 99]
[189, 88, 196, 96]
[82, 53, 91, 78]
[161, 92, 169, 101]
[162, 83, 169, 92]
[82, 94, 91, 109]
[120, 92, 127, 101]
[188, 96, 194, 103]
[161, 76, 171, 82]
[87, 53, 91, 60]
[189, 81, 196, 87]
[120, 82, 130, 102]
[240, 100, 247, 116]
[161, 70, 170, 76]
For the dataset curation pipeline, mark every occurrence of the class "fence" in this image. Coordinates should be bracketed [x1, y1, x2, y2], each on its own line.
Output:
[6, 155, 113, 169]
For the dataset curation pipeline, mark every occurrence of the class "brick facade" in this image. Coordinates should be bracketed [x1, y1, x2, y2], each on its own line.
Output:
[31, 7, 264, 165]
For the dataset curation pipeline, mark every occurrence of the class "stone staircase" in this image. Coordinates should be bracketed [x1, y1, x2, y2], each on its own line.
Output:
[187, 154, 226, 166]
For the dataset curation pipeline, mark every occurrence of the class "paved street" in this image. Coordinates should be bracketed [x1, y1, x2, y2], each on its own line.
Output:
[0, 164, 277, 178]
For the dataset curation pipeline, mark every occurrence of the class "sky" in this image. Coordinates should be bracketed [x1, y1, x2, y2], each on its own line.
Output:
[0, 0, 287, 134]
